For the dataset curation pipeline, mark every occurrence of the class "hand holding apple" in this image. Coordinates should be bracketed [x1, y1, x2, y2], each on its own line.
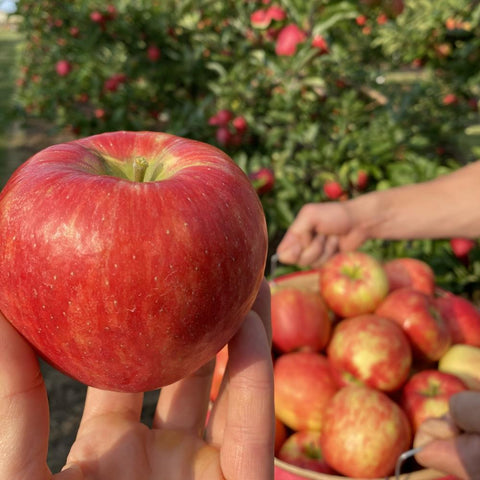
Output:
[0, 131, 268, 392]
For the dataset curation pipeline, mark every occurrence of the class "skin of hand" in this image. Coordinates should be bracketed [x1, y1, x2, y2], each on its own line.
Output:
[0, 279, 274, 480]
[277, 161, 480, 268]
[276, 202, 367, 268]
[414, 391, 480, 480]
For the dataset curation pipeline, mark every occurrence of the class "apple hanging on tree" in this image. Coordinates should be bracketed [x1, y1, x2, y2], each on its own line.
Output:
[0, 131, 268, 392]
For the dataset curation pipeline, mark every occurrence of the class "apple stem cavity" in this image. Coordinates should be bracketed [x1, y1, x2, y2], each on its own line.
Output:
[133, 157, 149, 182]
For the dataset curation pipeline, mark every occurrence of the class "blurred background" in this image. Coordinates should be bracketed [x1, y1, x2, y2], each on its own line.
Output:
[1, 0, 480, 471]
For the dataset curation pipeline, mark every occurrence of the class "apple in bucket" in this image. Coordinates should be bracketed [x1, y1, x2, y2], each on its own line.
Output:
[0, 131, 268, 392]
[319, 251, 389, 318]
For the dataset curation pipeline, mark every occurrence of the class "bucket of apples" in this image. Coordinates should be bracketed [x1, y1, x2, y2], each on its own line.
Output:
[213, 251, 480, 479]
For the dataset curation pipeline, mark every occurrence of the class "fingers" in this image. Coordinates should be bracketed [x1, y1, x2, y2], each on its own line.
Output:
[0, 313, 50, 480]
[251, 278, 272, 345]
[449, 390, 480, 433]
[414, 394, 480, 480]
[217, 310, 275, 480]
[78, 387, 144, 427]
[277, 203, 352, 267]
[153, 359, 214, 435]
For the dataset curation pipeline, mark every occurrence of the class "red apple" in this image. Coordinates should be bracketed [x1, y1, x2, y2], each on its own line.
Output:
[450, 237, 475, 259]
[320, 385, 412, 478]
[400, 369, 468, 434]
[376, 288, 451, 361]
[327, 314, 412, 392]
[322, 180, 343, 200]
[147, 44, 161, 62]
[319, 251, 389, 318]
[0, 131, 268, 392]
[249, 167, 275, 195]
[275, 417, 288, 456]
[275, 24, 306, 56]
[383, 257, 435, 295]
[435, 291, 480, 347]
[271, 287, 331, 353]
[274, 351, 339, 431]
[55, 59, 71, 77]
[277, 431, 336, 474]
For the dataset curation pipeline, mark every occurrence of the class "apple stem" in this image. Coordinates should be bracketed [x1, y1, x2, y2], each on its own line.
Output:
[133, 157, 149, 182]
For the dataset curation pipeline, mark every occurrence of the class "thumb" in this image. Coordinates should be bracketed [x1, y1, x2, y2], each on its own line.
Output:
[0, 313, 51, 479]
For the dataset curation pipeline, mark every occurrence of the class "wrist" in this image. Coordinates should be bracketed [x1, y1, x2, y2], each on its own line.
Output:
[344, 192, 385, 243]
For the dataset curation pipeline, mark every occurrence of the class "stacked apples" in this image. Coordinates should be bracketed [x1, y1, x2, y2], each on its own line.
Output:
[214, 252, 480, 479]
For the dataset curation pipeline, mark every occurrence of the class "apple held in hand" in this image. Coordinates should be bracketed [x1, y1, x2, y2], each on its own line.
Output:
[271, 287, 331, 353]
[376, 288, 451, 362]
[320, 386, 412, 478]
[277, 430, 336, 475]
[400, 369, 467, 434]
[327, 314, 412, 392]
[274, 351, 339, 431]
[319, 251, 389, 318]
[0, 131, 268, 392]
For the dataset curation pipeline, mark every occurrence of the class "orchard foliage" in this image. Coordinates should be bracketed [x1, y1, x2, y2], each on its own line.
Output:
[13, 0, 480, 293]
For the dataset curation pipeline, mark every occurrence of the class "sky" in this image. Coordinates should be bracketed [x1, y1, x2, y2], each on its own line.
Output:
[0, 0, 17, 14]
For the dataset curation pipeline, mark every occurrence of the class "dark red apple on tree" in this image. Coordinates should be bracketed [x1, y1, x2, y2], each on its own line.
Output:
[249, 167, 275, 195]
[450, 237, 475, 264]
[376, 288, 451, 361]
[400, 369, 468, 434]
[435, 291, 480, 347]
[327, 314, 412, 392]
[383, 257, 435, 295]
[319, 251, 389, 318]
[322, 180, 343, 200]
[0, 131, 268, 392]
[271, 287, 331, 353]
[274, 351, 339, 431]
[320, 385, 412, 478]
[277, 430, 336, 474]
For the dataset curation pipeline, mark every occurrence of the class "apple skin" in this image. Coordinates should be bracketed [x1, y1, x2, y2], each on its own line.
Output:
[400, 369, 468, 433]
[376, 288, 451, 362]
[383, 257, 435, 295]
[271, 287, 331, 353]
[274, 351, 339, 431]
[277, 430, 336, 474]
[327, 314, 412, 392]
[438, 344, 480, 390]
[0, 131, 268, 392]
[434, 291, 480, 347]
[320, 385, 412, 478]
[319, 251, 389, 318]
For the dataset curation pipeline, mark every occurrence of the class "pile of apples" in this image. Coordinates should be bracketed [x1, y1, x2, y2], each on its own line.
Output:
[212, 251, 480, 479]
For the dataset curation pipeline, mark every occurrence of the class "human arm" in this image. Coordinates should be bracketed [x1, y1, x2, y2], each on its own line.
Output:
[0, 279, 274, 480]
[277, 161, 480, 267]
